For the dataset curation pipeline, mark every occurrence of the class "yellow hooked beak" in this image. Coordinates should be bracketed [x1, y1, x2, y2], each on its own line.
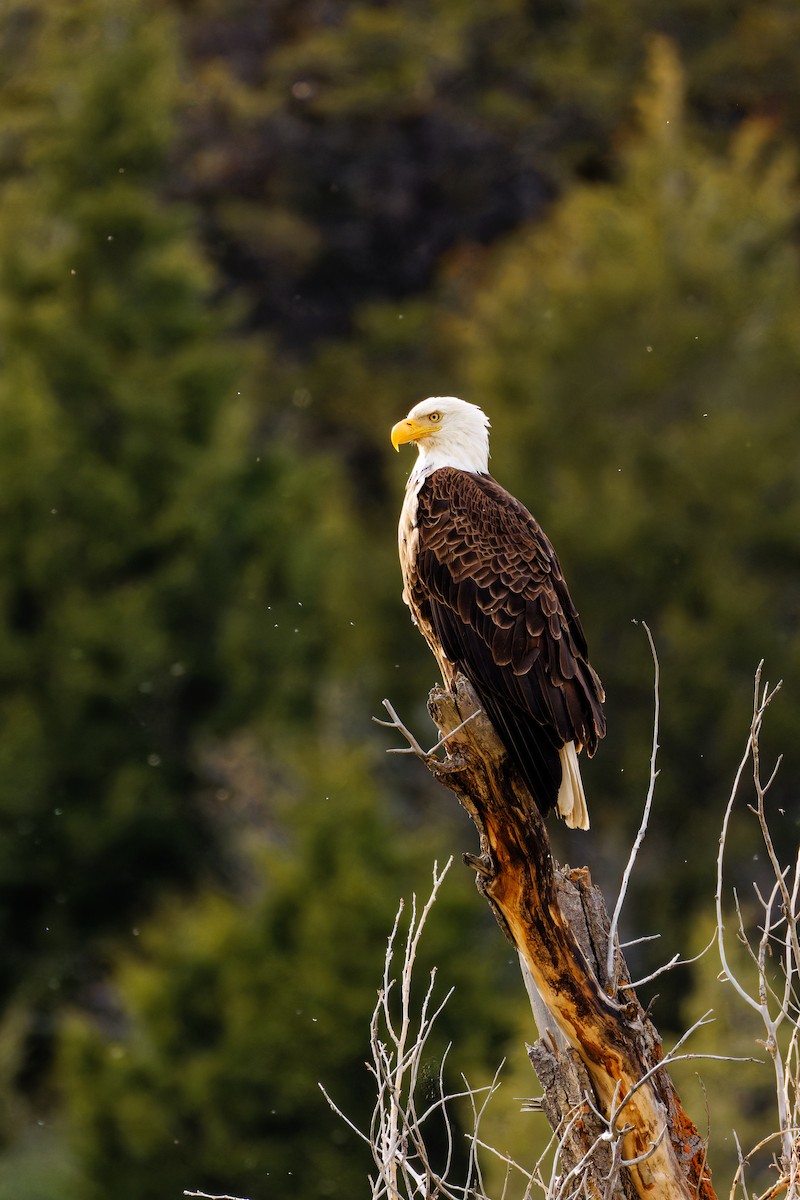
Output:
[391, 417, 430, 452]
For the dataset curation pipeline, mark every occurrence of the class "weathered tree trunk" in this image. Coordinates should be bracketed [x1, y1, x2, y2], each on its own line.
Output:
[424, 676, 715, 1200]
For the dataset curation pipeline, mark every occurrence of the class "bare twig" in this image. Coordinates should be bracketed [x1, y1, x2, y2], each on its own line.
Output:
[716, 665, 800, 1198]
[373, 699, 430, 759]
[373, 698, 482, 760]
[620, 932, 717, 993]
[715, 666, 782, 1016]
[461, 1062, 506, 1199]
[183, 1192, 251, 1200]
[320, 857, 521, 1200]
[607, 621, 661, 990]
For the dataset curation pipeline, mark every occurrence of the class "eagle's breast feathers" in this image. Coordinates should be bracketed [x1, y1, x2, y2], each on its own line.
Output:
[398, 466, 605, 825]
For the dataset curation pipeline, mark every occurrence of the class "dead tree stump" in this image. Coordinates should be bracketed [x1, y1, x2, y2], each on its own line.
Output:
[423, 676, 715, 1200]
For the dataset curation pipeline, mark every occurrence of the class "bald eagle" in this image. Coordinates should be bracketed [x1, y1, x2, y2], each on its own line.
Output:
[392, 396, 605, 829]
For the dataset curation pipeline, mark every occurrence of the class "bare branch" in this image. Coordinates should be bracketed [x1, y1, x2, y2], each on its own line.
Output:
[374, 699, 482, 761]
[621, 930, 719, 992]
[607, 621, 661, 989]
[320, 857, 527, 1200]
[715, 665, 780, 1015]
[461, 1062, 505, 1199]
[183, 1193, 252, 1200]
[715, 665, 799, 1192]
[373, 698, 431, 759]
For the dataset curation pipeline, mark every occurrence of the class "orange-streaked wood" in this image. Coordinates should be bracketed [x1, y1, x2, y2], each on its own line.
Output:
[425, 676, 716, 1200]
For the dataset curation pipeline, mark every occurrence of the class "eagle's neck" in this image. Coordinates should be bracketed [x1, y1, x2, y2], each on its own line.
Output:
[407, 436, 489, 496]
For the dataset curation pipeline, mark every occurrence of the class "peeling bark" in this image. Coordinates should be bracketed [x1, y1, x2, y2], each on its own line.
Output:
[424, 676, 715, 1200]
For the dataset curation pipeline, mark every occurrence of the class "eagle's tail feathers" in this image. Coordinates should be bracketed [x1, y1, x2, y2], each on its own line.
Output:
[557, 741, 590, 830]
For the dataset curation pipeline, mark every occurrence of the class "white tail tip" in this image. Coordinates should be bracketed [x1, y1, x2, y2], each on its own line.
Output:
[557, 741, 590, 830]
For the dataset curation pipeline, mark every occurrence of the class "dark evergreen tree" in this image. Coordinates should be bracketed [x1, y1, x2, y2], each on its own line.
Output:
[0, 0, 265, 1083]
[170, 0, 800, 347]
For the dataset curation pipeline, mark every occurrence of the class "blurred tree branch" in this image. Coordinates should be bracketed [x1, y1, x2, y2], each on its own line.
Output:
[716, 666, 800, 1200]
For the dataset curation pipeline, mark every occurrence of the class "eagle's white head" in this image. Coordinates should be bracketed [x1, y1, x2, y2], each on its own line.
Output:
[391, 396, 491, 477]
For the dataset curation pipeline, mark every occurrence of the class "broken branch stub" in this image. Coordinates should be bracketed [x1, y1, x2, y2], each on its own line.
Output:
[425, 676, 715, 1200]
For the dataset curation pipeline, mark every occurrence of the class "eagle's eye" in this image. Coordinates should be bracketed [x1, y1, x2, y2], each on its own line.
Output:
[428, 412, 441, 423]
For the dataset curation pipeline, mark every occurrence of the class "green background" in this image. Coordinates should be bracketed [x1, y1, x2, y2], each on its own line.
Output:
[0, 1, 797, 1195]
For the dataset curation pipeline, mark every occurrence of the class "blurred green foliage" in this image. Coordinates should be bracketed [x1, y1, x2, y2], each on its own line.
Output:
[0, 0, 252, 1012]
[671, 911, 783, 1196]
[60, 766, 518, 1200]
[0, 0, 797, 1196]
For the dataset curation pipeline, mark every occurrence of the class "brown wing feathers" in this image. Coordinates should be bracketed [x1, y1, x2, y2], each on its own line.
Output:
[411, 468, 605, 817]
